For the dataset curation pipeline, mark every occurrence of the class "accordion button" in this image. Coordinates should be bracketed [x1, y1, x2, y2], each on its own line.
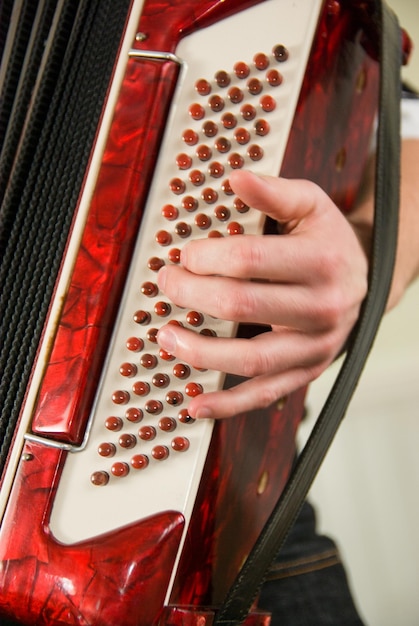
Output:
[200, 328, 216, 337]
[132, 381, 151, 396]
[144, 399, 163, 415]
[173, 363, 191, 379]
[118, 433, 137, 449]
[169, 177, 186, 195]
[196, 144, 212, 161]
[234, 127, 250, 145]
[201, 188, 218, 204]
[260, 95, 276, 112]
[176, 153, 192, 170]
[247, 78, 263, 96]
[156, 230, 173, 246]
[159, 348, 175, 361]
[228, 86, 244, 104]
[195, 78, 212, 95]
[195, 213, 211, 229]
[139, 425, 157, 440]
[183, 129, 199, 146]
[208, 161, 224, 178]
[111, 462, 130, 478]
[98, 442, 116, 458]
[234, 61, 250, 79]
[119, 362, 138, 377]
[148, 256, 165, 271]
[215, 137, 231, 153]
[214, 205, 230, 221]
[105, 416, 123, 431]
[152, 373, 170, 388]
[126, 336, 144, 351]
[203, 120, 218, 138]
[209, 94, 224, 112]
[266, 69, 283, 87]
[214, 70, 230, 88]
[228, 153, 244, 169]
[186, 311, 204, 327]
[241, 103, 256, 121]
[178, 409, 195, 424]
[175, 221, 192, 238]
[112, 390, 130, 405]
[171, 437, 190, 452]
[182, 195, 199, 211]
[154, 301, 171, 317]
[234, 197, 249, 213]
[272, 44, 289, 62]
[189, 103, 205, 120]
[227, 221, 244, 236]
[91, 471, 109, 486]
[133, 310, 151, 325]
[146, 328, 159, 343]
[253, 52, 269, 70]
[221, 179, 233, 195]
[185, 382, 203, 397]
[221, 112, 237, 129]
[152, 445, 169, 461]
[131, 454, 149, 470]
[248, 144, 264, 161]
[161, 204, 179, 220]
[159, 417, 177, 432]
[126, 407, 143, 423]
[254, 119, 270, 137]
[166, 390, 184, 406]
[189, 169, 205, 186]
[141, 281, 159, 297]
[167, 248, 181, 264]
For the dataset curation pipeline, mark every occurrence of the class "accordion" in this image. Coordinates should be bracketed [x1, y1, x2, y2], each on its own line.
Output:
[0, 0, 387, 624]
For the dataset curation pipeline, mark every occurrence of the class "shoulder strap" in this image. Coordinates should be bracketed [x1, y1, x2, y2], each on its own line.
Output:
[214, 1, 402, 623]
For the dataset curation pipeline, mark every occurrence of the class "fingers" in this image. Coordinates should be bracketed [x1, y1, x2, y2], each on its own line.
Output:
[185, 367, 316, 420]
[157, 263, 355, 332]
[229, 170, 322, 226]
[154, 170, 369, 420]
[157, 323, 334, 381]
[179, 231, 318, 283]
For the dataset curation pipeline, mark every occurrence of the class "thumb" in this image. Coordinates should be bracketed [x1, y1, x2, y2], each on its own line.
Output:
[229, 169, 323, 228]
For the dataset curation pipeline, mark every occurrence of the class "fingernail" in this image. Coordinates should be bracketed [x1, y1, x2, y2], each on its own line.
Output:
[195, 407, 213, 420]
[157, 266, 167, 291]
[157, 326, 177, 353]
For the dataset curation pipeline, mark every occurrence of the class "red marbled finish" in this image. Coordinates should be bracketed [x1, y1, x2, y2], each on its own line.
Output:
[158, 605, 271, 625]
[0, 441, 184, 626]
[0, 0, 387, 625]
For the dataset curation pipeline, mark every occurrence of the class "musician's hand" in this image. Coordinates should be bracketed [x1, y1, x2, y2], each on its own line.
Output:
[157, 170, 369, 419]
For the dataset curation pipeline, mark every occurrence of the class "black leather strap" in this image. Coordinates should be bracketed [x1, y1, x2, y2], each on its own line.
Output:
[214, 1, 402, 623]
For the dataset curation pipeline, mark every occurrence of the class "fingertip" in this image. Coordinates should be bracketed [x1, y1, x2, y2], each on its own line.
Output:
[194, 406, 213, 420]
[229, 168, 258, 192]
[156, 325, 177, 353]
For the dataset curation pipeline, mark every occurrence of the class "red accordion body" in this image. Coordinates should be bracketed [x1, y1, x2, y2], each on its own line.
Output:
[0, 1, 382, 624]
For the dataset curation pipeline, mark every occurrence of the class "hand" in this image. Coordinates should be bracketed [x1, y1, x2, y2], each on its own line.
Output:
[157, 170, 369, 419]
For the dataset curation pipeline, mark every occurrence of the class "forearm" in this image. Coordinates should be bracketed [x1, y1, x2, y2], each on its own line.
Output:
[349, 136, 419, 312]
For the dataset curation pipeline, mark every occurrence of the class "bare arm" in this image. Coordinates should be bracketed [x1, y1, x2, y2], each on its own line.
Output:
[349, 137, 419, 311]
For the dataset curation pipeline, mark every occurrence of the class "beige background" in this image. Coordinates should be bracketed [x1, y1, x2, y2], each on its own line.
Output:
[301, 3, 419, 624]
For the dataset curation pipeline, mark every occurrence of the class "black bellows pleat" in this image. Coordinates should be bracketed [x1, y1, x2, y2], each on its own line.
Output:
[0, 0, 132, 474]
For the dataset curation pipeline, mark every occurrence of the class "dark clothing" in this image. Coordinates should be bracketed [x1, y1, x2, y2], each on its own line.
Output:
[258, 501, 365, 625]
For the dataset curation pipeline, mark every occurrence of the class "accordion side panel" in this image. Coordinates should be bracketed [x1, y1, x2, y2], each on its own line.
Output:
[29, 57, 180, 444]
[0, 442, 185, 626]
